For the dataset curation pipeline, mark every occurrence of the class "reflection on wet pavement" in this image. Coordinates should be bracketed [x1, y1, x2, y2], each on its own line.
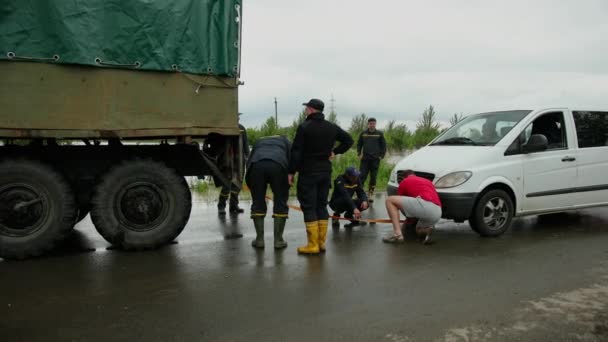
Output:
[3, 193, 608, 341]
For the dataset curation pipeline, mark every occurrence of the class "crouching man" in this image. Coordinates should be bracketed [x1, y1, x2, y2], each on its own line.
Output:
[245, 135, 291, 249]
[383, 170, 442, 244]
[329, 166, 369, 229]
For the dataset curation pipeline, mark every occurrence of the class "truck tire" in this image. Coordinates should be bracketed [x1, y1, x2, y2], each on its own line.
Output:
[469, 189, 514, 237]
[0, 159, 77, 259]
[91, 159, 191, 250]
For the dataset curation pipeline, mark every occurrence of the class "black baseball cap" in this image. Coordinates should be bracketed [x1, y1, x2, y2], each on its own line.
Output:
[302, 98, 324, 111]
[345, 166, 361, 178]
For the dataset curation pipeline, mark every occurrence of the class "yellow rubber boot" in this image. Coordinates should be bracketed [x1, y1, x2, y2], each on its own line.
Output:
[318, 220, 328, 252]
[297, 221, 320, 254]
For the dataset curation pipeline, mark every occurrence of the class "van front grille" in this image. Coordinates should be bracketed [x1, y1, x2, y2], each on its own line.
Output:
[397, 171, 435, 183]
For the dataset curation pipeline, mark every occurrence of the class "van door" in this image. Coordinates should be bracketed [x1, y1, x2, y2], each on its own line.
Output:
[572, 110, 608, 207]
[518, 111, 578, 213]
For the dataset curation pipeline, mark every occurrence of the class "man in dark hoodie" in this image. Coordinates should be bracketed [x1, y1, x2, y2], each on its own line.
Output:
[245, 135, 290, 250]
[329, 166, 369, 229]
[218, 117, 250, 215]
[289, 98, 353, 254]
[357, 117, 386, 202]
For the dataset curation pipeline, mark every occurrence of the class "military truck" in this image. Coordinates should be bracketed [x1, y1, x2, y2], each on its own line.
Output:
[0, 0, 244, 259]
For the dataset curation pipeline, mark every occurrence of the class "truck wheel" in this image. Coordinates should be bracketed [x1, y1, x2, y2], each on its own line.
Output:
[0, 160, 77, 259]
[91, 159, 191, 250]
[469, 189, 513, 237]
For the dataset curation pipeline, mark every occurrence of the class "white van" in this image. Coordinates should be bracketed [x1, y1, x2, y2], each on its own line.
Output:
[387, 108, 608, 236]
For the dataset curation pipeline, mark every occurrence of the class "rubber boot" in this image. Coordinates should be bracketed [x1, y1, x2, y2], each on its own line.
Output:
[218, 193, 228, 215]
[297, 221, 320, 254]
[251, 217, 265, 249]
[368, 186, 375, 203]
[318, 220, 328, 252]
[217, 201, 227, 215]
[273, 217, 288, 249]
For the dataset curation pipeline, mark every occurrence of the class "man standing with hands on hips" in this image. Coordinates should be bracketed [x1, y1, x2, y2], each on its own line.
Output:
[357, 117, 386, 202]
[289, 98, 353, 255]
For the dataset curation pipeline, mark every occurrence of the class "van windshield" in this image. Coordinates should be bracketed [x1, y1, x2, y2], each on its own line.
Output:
[431, 110, 531, 146]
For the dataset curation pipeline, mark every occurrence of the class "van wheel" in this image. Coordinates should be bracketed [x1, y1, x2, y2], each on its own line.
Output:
[469, 189, 513, 237]
[91, 159, 191, 250]
[0, 160, 77, 259]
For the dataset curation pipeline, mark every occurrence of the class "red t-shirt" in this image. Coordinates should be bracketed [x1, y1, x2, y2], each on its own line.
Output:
[398, 175, 442, 207]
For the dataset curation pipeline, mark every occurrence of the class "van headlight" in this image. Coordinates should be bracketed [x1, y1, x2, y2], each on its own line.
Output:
[389, 168, 397, 183]
[435, 171, 472, 188]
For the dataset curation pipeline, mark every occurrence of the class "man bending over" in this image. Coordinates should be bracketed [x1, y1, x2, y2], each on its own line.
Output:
[383, 170, 442, 244]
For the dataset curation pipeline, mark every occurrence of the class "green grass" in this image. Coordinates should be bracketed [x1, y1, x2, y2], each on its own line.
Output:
[190, 149, 394, 195]
[189, 178, 210, 193]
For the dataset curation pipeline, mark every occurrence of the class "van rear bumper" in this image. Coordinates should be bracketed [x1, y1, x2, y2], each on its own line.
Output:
[386, 185, 476, 222]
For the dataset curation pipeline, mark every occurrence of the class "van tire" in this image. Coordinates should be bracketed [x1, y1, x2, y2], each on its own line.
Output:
[91, 159, 191, 250]
[0, 159, 77, 259]
[469, 189, 513, 237]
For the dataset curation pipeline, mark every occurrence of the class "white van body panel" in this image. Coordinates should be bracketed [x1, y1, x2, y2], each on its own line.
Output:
[388, 107, 608, 228]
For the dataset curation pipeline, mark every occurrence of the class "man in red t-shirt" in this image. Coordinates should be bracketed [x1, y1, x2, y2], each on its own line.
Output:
[383, 170, 442, 244]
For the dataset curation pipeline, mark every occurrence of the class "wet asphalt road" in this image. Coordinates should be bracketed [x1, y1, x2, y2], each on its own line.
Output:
[2, 193, 608, 342]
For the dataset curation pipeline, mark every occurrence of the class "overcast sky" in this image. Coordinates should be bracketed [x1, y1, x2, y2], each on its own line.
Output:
[237, 0, 608, 129]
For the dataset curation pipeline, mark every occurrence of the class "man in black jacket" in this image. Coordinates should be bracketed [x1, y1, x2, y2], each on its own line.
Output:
[329, 166, 369, 229]
[245, 135, 290, 249]
[289, 98, 353, 254]
[357, 117, 386, 202]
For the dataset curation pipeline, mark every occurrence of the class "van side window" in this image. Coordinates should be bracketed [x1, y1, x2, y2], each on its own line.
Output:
[526, 112, 567, 150]
[573, 111, 608, 148]
[505, 112, 567, 155]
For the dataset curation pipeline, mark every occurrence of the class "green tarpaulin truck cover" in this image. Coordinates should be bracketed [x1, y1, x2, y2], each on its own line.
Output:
[0, 0, 242, 76]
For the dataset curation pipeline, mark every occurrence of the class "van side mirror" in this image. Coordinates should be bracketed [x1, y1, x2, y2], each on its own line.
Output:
[523, 134, 548, 153]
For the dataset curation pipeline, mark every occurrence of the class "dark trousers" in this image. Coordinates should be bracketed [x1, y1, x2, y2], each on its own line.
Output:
[329, 198, 368, 218]
[246, 160, 289, 217]
[297, 172, 331, 222]
[218, 183, 240, 208]
[360, 158, 380, 189]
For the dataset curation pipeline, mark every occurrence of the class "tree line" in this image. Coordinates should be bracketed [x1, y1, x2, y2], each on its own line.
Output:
[246, 105, 464, 152]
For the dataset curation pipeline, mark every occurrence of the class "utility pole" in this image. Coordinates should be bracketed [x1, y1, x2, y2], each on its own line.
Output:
[274, 97, 278, 127]
[330, 94, 336, 114]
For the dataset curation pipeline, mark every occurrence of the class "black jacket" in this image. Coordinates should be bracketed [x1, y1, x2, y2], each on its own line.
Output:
[330, 174, 368, 210]
[289, 112, 353, 174]
[246, 135, 290, 171]
[357, 129, 386, 160]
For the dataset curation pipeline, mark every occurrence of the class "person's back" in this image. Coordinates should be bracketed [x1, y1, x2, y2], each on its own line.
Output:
[289, 98, 353, 255]
[291, 113, 351, 174]
[384, 172, 443, 244]
[398, 175, 441, 207]
[245, 135, 291, 250]
[247, 135, 290, 171]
